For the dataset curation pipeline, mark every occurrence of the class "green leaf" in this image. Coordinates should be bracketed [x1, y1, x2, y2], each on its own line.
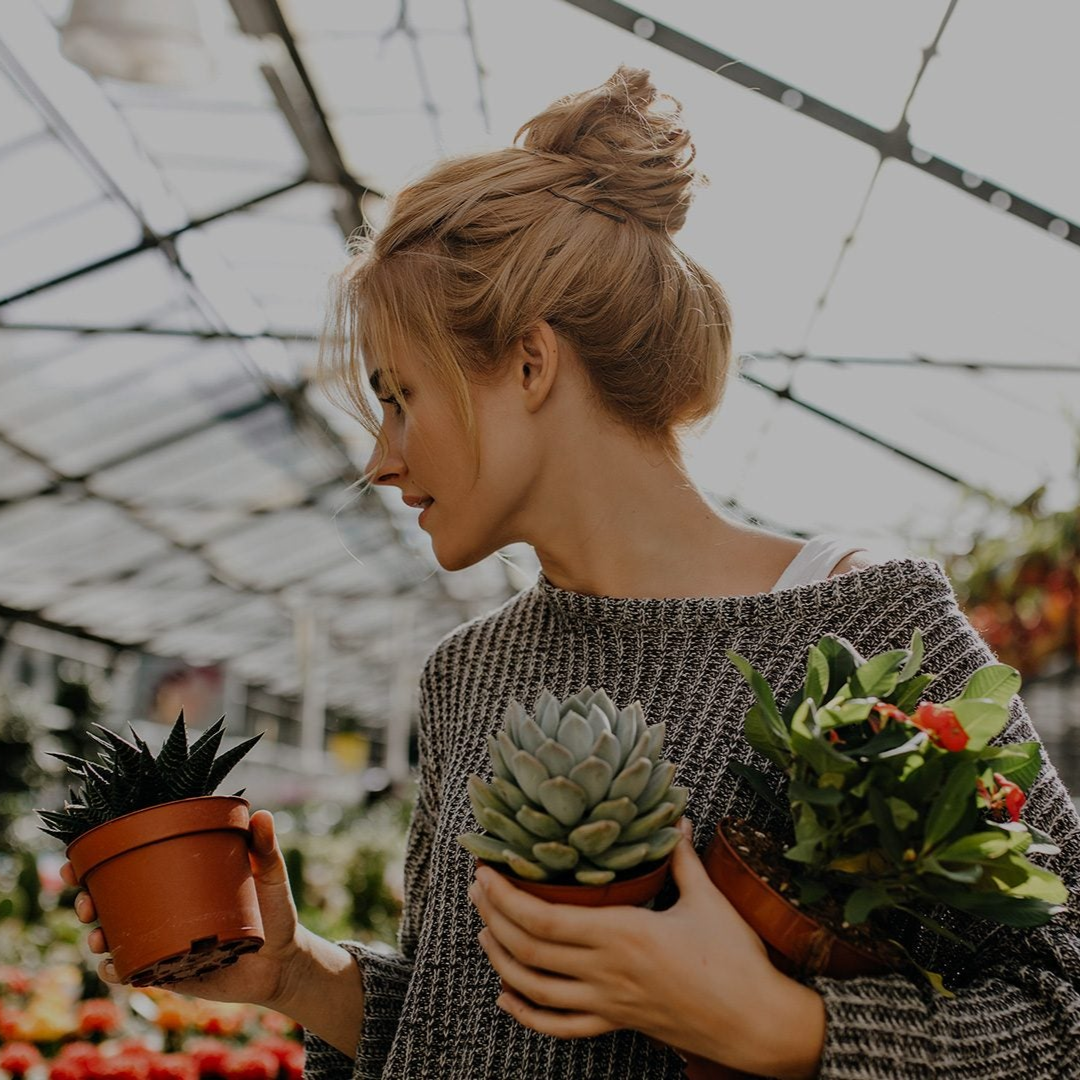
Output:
[843, 886, 892, 924]
[805, 644, 830, 709]
[921, 856, 983, 883]
[957, 664, 1020, 708]
[206, 733, 264, 794]
[850, 650, 908, 699]
[934, 890, 1063, 928]
[981, 741, 1042, 792]
[868, 787, 903, 862]
[923, 761, 978, 852]
[727, 761, 787, 815]
[950, 699, 1008, 753]
[935, 831, 1013, 862]
[789, 779, 845, 806]
[892, 674, 937, 715]
[886, 796, 918, 831]
[897, 628, 925, 682]
[743, 702, 792, 770]
[790, 726, 858, 777]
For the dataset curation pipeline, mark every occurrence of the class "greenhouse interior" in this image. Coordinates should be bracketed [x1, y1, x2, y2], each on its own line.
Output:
[1, 1, 1079, 1077]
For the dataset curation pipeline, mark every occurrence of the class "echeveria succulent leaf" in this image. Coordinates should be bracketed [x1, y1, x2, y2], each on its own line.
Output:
[496, 731, 520, 774]
[458, 832, 513, 864]
[588, 841, 651, 871]
[621, 801, 677, 843]
[626, 730, 652, 769]
[468, 775, 513, 820]
[575, 866, 617, 885]
[504, 849, 550, 881]
[537, 692, 562, 737]
[667, 785, 690, 819]
[646, 721, 667, 764]
[535, 738, 575, 777]
[637, 760, 676, 813]
[516, 804, 566, 840]
[586, 796, 638, 827]
[586, 704, 611, 741]
[491, 776, 528, 812]
[537, 776, 588, 826]
[533, 841, 580, 871]
[590, 688, 618, 725]
[613, 707, 639, 766]
[589, 731, 622, 774]
[486, 734, 513, 782]
[477, 806, 540, 851]
[644, 827, 682, 861]
[610, 757, 653, 802]
[510, 749, 549, 803]
[518, 716, 547, 755]
[567, 818, 621, 856]
[568, 756, 614, 808]
[557, 713, 595, 763]
[503, 700, 527, 744]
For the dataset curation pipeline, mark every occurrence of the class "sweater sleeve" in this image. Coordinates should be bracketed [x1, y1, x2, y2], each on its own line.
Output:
[807, 583, 1080, 1079]
[303, 649, 445, 1080]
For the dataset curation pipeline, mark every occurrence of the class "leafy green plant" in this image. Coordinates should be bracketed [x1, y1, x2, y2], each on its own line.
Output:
[36, 711, 263, 846]
[726, 629, 1068, 952]
[458, 686, 686, 885]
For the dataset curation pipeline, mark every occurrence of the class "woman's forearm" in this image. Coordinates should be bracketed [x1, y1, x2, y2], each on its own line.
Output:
[274, 925, 366, 1057]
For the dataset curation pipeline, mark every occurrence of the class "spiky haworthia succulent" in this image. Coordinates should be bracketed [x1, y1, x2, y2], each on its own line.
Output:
[457, 686, 687, 885]
[37, 710, 263, 846]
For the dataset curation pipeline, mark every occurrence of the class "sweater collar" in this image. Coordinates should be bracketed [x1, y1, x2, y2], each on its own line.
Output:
[532, 557, 952, 629]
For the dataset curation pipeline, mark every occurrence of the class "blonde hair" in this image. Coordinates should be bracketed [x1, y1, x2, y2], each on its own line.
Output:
[320, 65, 734, 478]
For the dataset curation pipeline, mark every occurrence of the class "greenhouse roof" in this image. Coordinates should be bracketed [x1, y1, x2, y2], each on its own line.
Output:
[1, 0, 1077, 713]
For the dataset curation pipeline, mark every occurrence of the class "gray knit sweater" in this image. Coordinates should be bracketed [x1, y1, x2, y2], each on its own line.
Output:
[303, 557, 1080, 1079]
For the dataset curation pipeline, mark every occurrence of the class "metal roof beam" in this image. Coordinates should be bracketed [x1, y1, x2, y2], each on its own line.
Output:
[562, 0, 1078, 247]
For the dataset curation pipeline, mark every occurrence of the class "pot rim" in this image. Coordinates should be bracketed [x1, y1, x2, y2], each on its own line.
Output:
[67, 795, 251, 881]
[711, 816, 902, 972]
[476, 850, 673, 902]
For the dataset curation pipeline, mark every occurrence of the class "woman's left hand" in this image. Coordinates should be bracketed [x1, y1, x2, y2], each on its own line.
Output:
[467, 818, 826, 1079]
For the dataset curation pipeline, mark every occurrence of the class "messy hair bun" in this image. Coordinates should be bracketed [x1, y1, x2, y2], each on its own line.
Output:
[515, 65, 701, 235]
[323, 65, 733, 467]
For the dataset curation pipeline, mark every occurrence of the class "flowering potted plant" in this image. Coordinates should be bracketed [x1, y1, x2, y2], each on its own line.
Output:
[678, 629, 1068, 1079]
[37, 711, 265, 987]
[458, 686, 686, 906]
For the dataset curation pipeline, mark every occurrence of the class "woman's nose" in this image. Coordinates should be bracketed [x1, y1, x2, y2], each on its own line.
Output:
[363, 440, 405, 487]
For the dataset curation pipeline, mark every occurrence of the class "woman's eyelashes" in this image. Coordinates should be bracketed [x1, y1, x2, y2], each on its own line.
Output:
[377, 390, 407, 415]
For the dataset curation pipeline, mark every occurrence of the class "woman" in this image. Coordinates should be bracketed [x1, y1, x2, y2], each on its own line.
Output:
[63, 67, 1080, 1078]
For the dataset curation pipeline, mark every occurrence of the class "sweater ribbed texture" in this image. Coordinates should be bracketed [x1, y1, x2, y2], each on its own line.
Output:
[303, 556, 1080, 1079]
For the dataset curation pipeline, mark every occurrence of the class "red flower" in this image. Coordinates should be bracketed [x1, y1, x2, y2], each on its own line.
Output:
[0, 966, 32, 995]
[223, 1049, 278, 1080]
[51, 1060, 89, 1080]
[187, 1040, 231, 1079]
[57, 1043, 102, 1069]
[0, 1042, 45, 1076]
[78, 998, 124, 1037]
[911, 703, 969, 752]
[149, 1055, 198, 1080]
[869, 702, 909, 733]
[978, 772, 1026, 823]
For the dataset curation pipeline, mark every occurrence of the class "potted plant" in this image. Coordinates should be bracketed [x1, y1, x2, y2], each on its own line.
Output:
[458, 685, 686, 906]
[37, 711, 265, 988]
[677, 629, 1068, 1079]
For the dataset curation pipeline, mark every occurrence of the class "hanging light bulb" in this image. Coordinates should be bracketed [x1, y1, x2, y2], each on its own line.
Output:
[59, 0, 213, 86]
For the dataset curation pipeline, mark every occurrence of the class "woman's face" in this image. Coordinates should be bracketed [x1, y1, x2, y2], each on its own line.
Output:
[362, 344, 532, 572]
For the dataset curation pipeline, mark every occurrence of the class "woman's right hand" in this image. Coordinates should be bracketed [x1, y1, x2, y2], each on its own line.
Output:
[60, 809, 303, 1011]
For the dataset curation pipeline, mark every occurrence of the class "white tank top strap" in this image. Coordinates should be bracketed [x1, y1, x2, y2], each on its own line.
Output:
[771, 534, 869, 592]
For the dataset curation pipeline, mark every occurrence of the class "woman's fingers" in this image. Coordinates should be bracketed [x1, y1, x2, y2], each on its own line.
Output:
[60, 861, 77, 888]
[74, 892, 96, 923]
[88, 927, 108, 954]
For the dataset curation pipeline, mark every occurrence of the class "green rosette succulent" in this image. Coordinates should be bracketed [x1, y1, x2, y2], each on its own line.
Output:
[458, 685, 687, 885]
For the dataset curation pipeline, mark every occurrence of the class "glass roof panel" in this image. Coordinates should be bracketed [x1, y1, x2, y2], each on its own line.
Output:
[89, 406, 340, 511]
[0, 250, 191, 325]
[806, 160, 1080, 365]
[630, 0, 949, 131]
[0, 443, 52, 499]
[907, 1, 1080, 223]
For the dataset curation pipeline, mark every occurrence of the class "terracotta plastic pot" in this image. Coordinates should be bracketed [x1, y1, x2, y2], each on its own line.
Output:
[675, 817, 902, 1080]
[67, 795, 264, 986]
[477, 852, 673, 907]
